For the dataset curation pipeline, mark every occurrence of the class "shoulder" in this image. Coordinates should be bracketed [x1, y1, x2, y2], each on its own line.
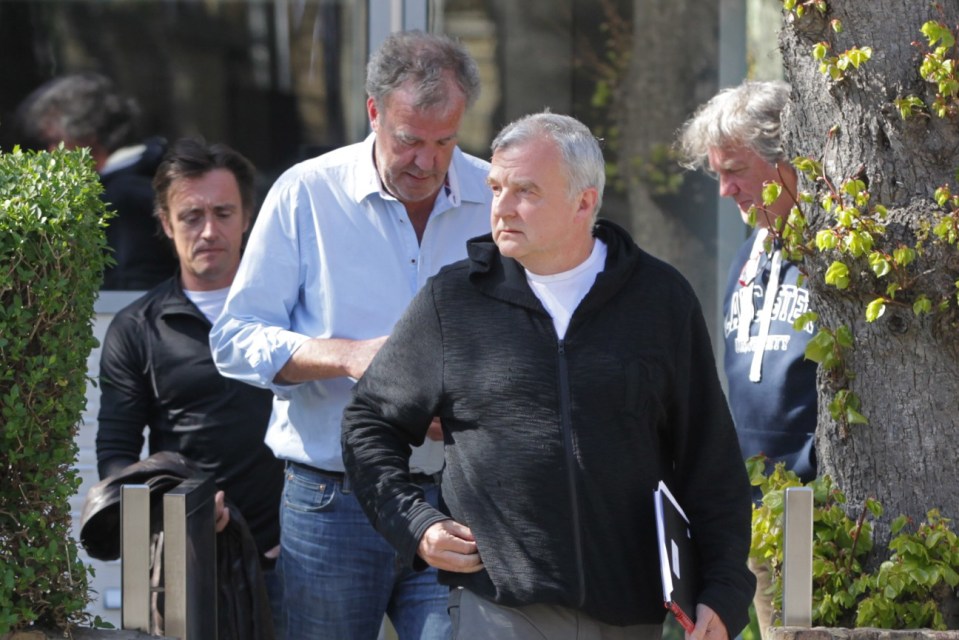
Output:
[108, 280, 177, 333]
[270, 142, 366, 194]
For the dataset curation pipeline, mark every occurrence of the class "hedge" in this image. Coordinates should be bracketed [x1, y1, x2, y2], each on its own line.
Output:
[0, 145, 111, 633]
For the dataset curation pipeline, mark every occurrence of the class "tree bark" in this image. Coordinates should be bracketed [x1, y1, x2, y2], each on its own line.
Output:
[619, 0, 723, 315]
[779, 0, 959, 550]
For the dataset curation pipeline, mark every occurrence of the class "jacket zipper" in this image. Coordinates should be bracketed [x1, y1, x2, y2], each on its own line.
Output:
[557, 339, 586, 606]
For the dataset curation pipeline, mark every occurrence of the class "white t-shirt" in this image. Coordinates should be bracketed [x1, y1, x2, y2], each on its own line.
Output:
[526, 239, 608, 339]
[184, 286, 231, 325]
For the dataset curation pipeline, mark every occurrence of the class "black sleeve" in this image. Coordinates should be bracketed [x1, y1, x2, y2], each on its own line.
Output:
[670, 295, 756, 636]
[342, 281, 450, 568]
[96, 310, 151, 479]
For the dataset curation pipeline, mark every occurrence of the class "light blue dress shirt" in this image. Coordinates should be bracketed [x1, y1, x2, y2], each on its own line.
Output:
[210, 134, 492, 474]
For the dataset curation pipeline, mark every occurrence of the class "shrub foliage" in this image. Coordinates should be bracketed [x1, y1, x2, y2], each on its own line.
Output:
[0, 146, 110, 633]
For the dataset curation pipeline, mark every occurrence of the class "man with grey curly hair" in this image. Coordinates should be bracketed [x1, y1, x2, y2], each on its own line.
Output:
[677, 80, 817, 639]
[212, 30, 491, 639]
[16, 72, 176, 290]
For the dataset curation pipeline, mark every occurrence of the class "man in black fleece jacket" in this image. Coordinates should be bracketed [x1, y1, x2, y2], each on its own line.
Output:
[342, 112, 755, 640]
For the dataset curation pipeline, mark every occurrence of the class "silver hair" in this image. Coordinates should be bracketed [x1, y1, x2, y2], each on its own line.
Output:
[676, 80, 790, 171]
[17, 72, 141, 153]
[491, 111, 606, 220]
[366, 30, 480, 112]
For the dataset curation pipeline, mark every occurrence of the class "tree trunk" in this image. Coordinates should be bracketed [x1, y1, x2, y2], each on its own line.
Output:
[779, 0, 959, 551]
[619, 0, 722, 315]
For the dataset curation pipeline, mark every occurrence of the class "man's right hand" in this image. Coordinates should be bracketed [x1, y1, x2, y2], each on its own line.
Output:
[418, 520, 484, 573]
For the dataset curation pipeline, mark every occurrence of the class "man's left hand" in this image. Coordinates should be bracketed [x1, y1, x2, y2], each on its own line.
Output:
[214, 490, 231, 533]
[688, 604, 728, 640]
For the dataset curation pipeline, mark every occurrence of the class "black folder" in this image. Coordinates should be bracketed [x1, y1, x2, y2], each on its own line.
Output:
[654, 480, 699, 633]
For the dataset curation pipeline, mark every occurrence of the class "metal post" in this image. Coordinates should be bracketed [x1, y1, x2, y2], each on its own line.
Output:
[121, 484, 151, 632]
[163, 474, 217, 640]
[782, 486, 813, 626]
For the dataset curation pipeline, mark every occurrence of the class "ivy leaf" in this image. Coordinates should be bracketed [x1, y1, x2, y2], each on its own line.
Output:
[893, 246, 916, 267]
[843, 179, 866, 197]
[804, 330, 835, 365]
[813, 42, 829, 60]
[793, 311, 818, 332]
[763, 181, 782, 206]
[865, 298, 886, 322]
[847, 403, 869, 426]
[847, 47, 873, 69]
[835, 325, 854, 349]
[868, 252, 891, 277]
[815, 229, 837, 251]
[921, 20, 955, 49]
[913, 295, 933, 316]
[825, 261, 851, 289]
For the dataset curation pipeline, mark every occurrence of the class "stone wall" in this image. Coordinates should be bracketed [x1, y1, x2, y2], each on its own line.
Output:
[770, 628, 959, 640]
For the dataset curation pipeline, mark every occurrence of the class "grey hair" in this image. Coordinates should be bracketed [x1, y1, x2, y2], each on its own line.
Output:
[676, 80, 790, 171]
[366, 30, 480, 112]
[17, 72, 140, 153]
[491, 111, 606, 220]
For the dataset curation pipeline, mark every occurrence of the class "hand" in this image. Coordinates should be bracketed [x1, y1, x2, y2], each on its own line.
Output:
[214, 490, 231, 533]
[426, 417, 444, 441]
[688, 604, 728, 640]
[418, 520, 484, 573]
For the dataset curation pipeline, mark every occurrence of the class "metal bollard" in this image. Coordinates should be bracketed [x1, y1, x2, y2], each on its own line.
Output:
[121, 484, 151, 632]
[163, 474, 218, 640]
[782, 486, 813, 627]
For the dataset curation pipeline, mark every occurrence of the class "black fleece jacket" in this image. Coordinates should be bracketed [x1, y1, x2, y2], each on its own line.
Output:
[342, 219, 755, 631]
[97, 276, 283, 556]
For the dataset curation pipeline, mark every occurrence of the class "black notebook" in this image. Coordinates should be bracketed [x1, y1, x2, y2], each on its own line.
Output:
[654, 480, 699, 633]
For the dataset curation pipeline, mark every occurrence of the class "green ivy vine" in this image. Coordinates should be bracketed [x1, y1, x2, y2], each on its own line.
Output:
[767, 1, 959, 433]
[750, 457, 959, 629]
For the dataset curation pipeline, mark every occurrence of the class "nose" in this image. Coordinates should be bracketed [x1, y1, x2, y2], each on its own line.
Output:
[413, 146, 437, 172]
[200, 214, 219, 238]
[718, 173, 739, 198]
[491, 191, 514, 221]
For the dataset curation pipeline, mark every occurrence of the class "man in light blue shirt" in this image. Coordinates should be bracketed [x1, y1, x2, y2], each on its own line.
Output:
[210, 31, 492, 640]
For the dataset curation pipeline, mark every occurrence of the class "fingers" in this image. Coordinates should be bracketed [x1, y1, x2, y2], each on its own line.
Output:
[425, 417, 444, 441]
[688, 604, 728, 640]
[214, 490, 231, 533]
[418, 520, 484, 574]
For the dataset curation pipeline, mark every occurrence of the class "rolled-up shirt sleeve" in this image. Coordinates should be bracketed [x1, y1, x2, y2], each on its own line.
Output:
[210, 180, 312, 399]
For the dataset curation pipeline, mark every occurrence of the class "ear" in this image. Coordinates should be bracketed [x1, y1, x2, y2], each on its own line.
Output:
[367, 97, 379, 131]
[159, 212, 174, 239]
[574, 187, 599, 222]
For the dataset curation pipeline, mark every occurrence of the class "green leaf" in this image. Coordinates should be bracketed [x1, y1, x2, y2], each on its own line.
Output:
[893, 246, 916, 267]
[804, 330, 836, 365]
[793, 311, 818, 332]
[868, 252, 891, 277]
[813, 42, 829, 60]
[865, 298, 886, 322]
[922, 20, 955, 49]
[762, 181, 783, 206]
[816, 229, 838, 251]
[913, 296, 933, 316]
[825, 261, 851, 289]
[843, 179, 866, 197]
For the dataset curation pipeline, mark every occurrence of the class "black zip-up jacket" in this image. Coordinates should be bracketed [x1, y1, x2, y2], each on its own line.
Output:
[97, 276, 283, 555]
[342, 220, 755, 631]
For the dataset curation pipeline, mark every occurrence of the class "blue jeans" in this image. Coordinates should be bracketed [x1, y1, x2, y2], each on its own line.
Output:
[277, 462, 451, 640]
